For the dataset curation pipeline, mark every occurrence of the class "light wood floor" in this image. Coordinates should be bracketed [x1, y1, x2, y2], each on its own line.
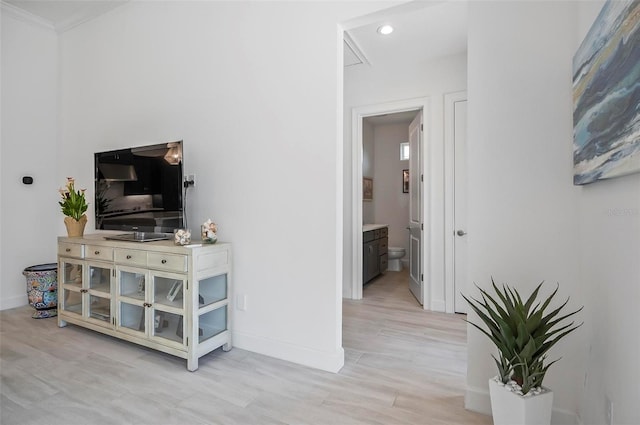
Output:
[1, 270, 491, 424]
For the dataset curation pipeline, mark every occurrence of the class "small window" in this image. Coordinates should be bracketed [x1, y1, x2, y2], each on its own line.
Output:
[400, 142, 410, 161]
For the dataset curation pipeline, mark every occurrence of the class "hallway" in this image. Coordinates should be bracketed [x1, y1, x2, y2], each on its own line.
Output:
[342, 270, 490, 424]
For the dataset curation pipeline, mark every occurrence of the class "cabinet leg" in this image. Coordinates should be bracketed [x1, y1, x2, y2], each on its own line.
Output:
[222, 342, 232, 352]
[187, 358, 198, 372]
[58, 318, 67, 328]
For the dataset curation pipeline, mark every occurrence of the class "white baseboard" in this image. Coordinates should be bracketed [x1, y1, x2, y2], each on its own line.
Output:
[431, 298, 446, 312]
[465, 384, 492, 415]
[232, 330, 345, 373]
[0, 295, 27, 311]
[465, 385, 580, 425]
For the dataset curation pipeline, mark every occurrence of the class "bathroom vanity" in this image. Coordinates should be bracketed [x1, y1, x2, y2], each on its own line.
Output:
[363, 224, 388, 284]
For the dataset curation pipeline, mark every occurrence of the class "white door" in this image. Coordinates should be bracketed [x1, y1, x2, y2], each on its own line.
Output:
[454, 100, 468, 313]
[408, 111, 423, 305]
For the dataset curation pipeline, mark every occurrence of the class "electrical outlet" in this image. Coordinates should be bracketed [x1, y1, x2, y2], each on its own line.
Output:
[605, 395, 613, 425]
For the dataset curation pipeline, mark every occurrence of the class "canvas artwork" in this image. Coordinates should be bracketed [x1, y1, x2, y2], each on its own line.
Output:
[573, 0, 640, 185]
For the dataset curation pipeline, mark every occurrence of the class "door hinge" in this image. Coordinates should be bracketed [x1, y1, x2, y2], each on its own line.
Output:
[421, 174, 423, 182]
[421, 274, 423, 281]
[186, 337, 189, 346]
[186, 281, 188, 291]
[112, 269, 115, 277]
[421, 124, 424, 131]
[421, 223, 424, 231]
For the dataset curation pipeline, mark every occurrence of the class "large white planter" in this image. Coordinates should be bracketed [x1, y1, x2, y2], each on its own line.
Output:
[489, 378, 553, 425]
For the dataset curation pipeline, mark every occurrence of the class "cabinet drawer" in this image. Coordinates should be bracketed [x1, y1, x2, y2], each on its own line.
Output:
[86, 245, 113, 261]
[380, 227, 388, 238]
[380, 253, 388, 272]
[373, 229, 381, 239]
[378, 237, 388, 255]
[115, 248, 147, 267]
[148, 252, 187, 273]
[59, 242, 84, 259]
[363, 230, 375, 243]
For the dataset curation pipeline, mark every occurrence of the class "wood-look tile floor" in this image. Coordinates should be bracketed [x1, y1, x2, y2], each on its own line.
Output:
[0, 270, 491, 424]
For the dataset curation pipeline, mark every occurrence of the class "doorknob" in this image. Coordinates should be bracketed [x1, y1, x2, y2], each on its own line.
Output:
[456, 230, 467, 236]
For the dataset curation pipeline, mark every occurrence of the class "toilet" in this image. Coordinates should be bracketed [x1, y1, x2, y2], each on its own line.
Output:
[387, 247, 406, 271]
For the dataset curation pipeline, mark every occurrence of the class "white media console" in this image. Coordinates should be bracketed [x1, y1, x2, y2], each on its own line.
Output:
[57, 234, 232, 371]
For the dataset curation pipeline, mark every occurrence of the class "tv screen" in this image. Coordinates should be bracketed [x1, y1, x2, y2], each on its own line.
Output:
[95, 141, 184, 234]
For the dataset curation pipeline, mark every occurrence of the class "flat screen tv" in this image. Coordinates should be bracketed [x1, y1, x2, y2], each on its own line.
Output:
[94, 141, 184, 237]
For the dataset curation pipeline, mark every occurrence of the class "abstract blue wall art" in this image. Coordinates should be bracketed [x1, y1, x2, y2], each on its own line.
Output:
[573, 0, 640, 185]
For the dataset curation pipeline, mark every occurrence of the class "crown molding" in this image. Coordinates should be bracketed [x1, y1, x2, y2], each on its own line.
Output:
[54, 1, 128, 34]
[1, 1, 55, 32]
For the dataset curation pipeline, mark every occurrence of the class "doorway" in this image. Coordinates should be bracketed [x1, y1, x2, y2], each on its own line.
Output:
[360, 110, 421, 304]
[350, 98, 429, 303]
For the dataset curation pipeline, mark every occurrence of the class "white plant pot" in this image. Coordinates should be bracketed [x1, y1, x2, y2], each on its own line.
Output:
[489, 378, 553, 425]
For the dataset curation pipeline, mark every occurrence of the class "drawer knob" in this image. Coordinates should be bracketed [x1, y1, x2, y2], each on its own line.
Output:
[161, 259, 167, 264]
[94, 251, 100, 255]
[126, 255, 132, 259]
[65, 248, 71, 252]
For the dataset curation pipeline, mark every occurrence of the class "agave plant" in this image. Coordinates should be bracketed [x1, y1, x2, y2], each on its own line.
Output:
[463, 279, 582, 395]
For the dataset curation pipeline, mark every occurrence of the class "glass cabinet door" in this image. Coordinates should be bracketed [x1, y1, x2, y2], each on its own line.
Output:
[87, 263, 112, 325]
[116, 268, 147, 336]
[199, 305, 227, 343]
[59, 260, 84, 317]
[149, 273, 186, 348]
[198, 274, 227, 308]
[197, 273, 229, 343]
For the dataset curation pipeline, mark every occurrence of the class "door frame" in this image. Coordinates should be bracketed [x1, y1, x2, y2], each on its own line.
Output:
[351, 97, 430, 302]
[444, 91, 468, 313]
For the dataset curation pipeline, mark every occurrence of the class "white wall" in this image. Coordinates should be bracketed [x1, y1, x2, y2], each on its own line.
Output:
[343, 53, 467, 300]
[54, 0, 395, 372]
[371, 122, 410, 252]
[575, 3, 640, 424]
[466, 2, 640, 423]
[1, 10, 59, 310]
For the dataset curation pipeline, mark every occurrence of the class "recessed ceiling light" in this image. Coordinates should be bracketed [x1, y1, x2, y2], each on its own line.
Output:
[377, 25, 394, 35]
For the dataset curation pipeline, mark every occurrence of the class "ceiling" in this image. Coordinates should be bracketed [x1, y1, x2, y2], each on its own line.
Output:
[346, 2, 467, 125]
[344, 1, 467, 68]
[364, 110, 419, 126]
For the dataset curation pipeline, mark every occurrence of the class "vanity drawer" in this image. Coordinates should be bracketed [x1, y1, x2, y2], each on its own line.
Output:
[363, 230, 375, 243]
[380, 227, 388, 238]
[148, 252, 187, 273]
[380, 253, 388, 272]
[373, 229, 381, 239]
[59, 242, 84, 259]
[86, 245, 113, 261]
[115, 248, 147, 267]
[378, 238, 388, 255]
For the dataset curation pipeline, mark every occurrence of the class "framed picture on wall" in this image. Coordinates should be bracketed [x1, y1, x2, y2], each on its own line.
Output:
[363, 177, 373, 201]
[402, 169, 409, 193]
